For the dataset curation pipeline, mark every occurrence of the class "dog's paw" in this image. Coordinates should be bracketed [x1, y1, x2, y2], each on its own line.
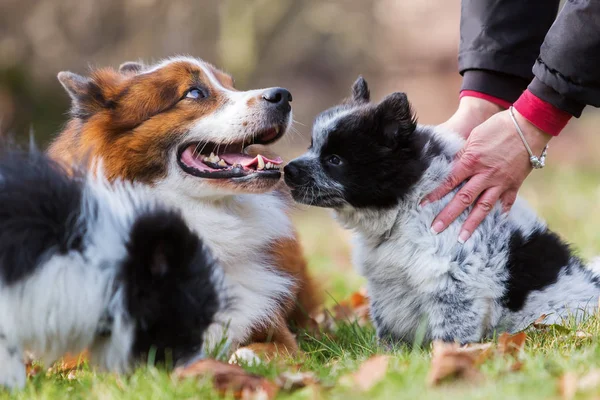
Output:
[228, 347, 262, 367]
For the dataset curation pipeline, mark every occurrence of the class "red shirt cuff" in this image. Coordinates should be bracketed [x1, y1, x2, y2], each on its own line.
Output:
[459, 90, 512, 110]
[513, 90, 571, 136]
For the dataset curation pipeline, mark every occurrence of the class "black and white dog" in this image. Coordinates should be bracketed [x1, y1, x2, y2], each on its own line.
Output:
[284, 77, 600, 344]
[0, 147, 225, 389]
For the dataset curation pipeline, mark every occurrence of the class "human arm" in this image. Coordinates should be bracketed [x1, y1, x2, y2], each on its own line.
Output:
[424, 0, 600, 242]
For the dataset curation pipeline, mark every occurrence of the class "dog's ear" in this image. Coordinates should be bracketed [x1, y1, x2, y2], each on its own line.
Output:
[119, 61, 145, 75]
[351, 76, 370, 104]
[58, 71, 92, 104]
[374, 92, 417, 147]
[58, 71, 110, 118]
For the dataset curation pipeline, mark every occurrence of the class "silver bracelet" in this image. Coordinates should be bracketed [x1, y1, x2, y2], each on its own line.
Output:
[508, 106, 548, 169]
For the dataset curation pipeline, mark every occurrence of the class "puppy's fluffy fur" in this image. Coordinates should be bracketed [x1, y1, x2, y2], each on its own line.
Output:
[48, 57, 321, 359]
[0, 147, 224, 389]
[285, 77, 600, 344]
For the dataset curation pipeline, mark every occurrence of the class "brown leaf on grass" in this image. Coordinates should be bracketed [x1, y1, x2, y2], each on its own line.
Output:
[332, 303, 355, 321]
[342, 355, 391, 392]
[497, 332, 527, 357]
[275, 371, 318, 391]
[532, 314, 570, 333]
[174, 359, 278, 400]
[427, 342, 487, 386]
[575, 330, 593, 339]
[533, 314, 548, 328]
[559, 370, 600, 400]
[309, 288, 371, 333]
[26, 363, 43, 378]
[332, 288, 370, 325]
[349, 288, 368, 308]
[50, 351, 89, 374]
[559, 373, 578, 400]
[508, 361, 524, 372]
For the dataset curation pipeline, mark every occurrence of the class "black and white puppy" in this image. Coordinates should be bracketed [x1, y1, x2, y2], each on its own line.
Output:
[0, 147, 225, 389]
[284, 77, 600, 344]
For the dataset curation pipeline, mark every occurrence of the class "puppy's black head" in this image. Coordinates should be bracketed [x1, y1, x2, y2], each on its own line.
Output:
[284, 77, 426, 209]
[122, 209, 223, 367]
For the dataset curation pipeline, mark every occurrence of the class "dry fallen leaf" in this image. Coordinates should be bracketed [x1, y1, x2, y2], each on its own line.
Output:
[532, 314, 570, 333]
[309, 288, 371, 333]
[427, 342, 486, 386]
[276, 371, 318, 391]
[174, 359, 278, 400]
[560, 372, 578, 400]
[50, 351, 89, 374]
[508, 361, 524, 372]
[575, 330, 593, 339]
[498, 332, 527, 357]
[342, 355, 390, 392]
[349, 288, 368, 308]
[559, 370, 600, 400]
[533, 314, 548, 328]
[26, 363, 43, 379]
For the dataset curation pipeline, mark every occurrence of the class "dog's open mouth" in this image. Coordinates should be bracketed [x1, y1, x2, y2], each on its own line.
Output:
[177, 126, 284, 179]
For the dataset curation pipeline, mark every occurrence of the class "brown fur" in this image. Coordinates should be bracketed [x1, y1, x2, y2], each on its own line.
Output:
[48, 59, 321, 359]
[50, 62, 229, 182]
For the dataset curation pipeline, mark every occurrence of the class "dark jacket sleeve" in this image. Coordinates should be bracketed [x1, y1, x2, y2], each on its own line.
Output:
[458, 0, 560, 103]
[529, 0, 600, 117]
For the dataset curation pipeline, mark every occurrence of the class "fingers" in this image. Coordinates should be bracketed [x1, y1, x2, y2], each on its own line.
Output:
[457, 187, 503, 243]
[430, 174, 488, 235]
[500, 190, 517, 214]
[420, 151, 472, 207]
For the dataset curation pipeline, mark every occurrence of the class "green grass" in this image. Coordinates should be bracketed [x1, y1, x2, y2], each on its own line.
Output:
[3, 166, 600, 399]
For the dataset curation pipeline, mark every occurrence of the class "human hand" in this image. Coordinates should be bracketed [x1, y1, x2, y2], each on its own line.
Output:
[439, 96, 503, 139]
[421, 107, 553, 243]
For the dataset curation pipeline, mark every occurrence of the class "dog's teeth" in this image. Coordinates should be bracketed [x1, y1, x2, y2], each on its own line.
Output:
[218, 159, 227, 167]
[257, 155, 265, 170]
[266, 162, 272, 169]
[274, 127, 280, 135]
[205, 152, 221, 163]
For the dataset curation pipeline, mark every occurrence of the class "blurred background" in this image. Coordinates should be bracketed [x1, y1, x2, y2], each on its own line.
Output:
[1, 0, 599, 299]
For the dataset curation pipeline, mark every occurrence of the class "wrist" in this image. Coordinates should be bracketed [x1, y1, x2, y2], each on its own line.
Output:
[457, 95, 504, 119]
[511, 107, 553, 155]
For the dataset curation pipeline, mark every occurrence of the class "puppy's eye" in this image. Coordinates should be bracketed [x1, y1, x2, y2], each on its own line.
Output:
[186, 88, 207, 100]
[327, 155, 342, 166]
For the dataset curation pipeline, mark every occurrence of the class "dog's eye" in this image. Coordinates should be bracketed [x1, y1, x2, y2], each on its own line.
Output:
[327, 155, 342, 166]
[186, 88, 207, 100]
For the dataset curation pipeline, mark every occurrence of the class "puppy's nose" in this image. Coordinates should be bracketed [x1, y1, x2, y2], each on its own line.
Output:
[262, 88, 292, 111]
[283, 162, 301, 185]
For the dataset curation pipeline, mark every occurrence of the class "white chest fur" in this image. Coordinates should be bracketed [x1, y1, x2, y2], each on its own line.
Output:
[154, 190, 295, 346]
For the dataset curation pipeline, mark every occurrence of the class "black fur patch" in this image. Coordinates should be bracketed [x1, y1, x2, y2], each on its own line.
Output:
[503, 227, 576, 311]
[123, 210, 222, 366]
[0, 147, 85, 284]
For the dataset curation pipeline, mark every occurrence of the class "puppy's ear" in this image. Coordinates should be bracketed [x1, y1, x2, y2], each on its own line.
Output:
[375, 92, 417, 147]
[57, 71, 109, 118]
[351, 76, 370, 104]
[343, 76, 370, 105]
[119, 61, 145, 75]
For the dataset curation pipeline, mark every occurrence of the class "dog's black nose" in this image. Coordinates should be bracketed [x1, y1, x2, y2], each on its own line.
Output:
[283, 163, 298, 183]
[262, 88, 292, 110]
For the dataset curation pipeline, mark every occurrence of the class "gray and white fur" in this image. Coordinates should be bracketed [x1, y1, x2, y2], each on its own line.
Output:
[284, 77, 600, 344]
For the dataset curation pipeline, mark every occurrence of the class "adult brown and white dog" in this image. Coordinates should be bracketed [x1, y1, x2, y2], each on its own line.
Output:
[48, 56, 321, 362]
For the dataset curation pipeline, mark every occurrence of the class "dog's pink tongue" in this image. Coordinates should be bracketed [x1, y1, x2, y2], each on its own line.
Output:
[220, 153, 282, 167]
